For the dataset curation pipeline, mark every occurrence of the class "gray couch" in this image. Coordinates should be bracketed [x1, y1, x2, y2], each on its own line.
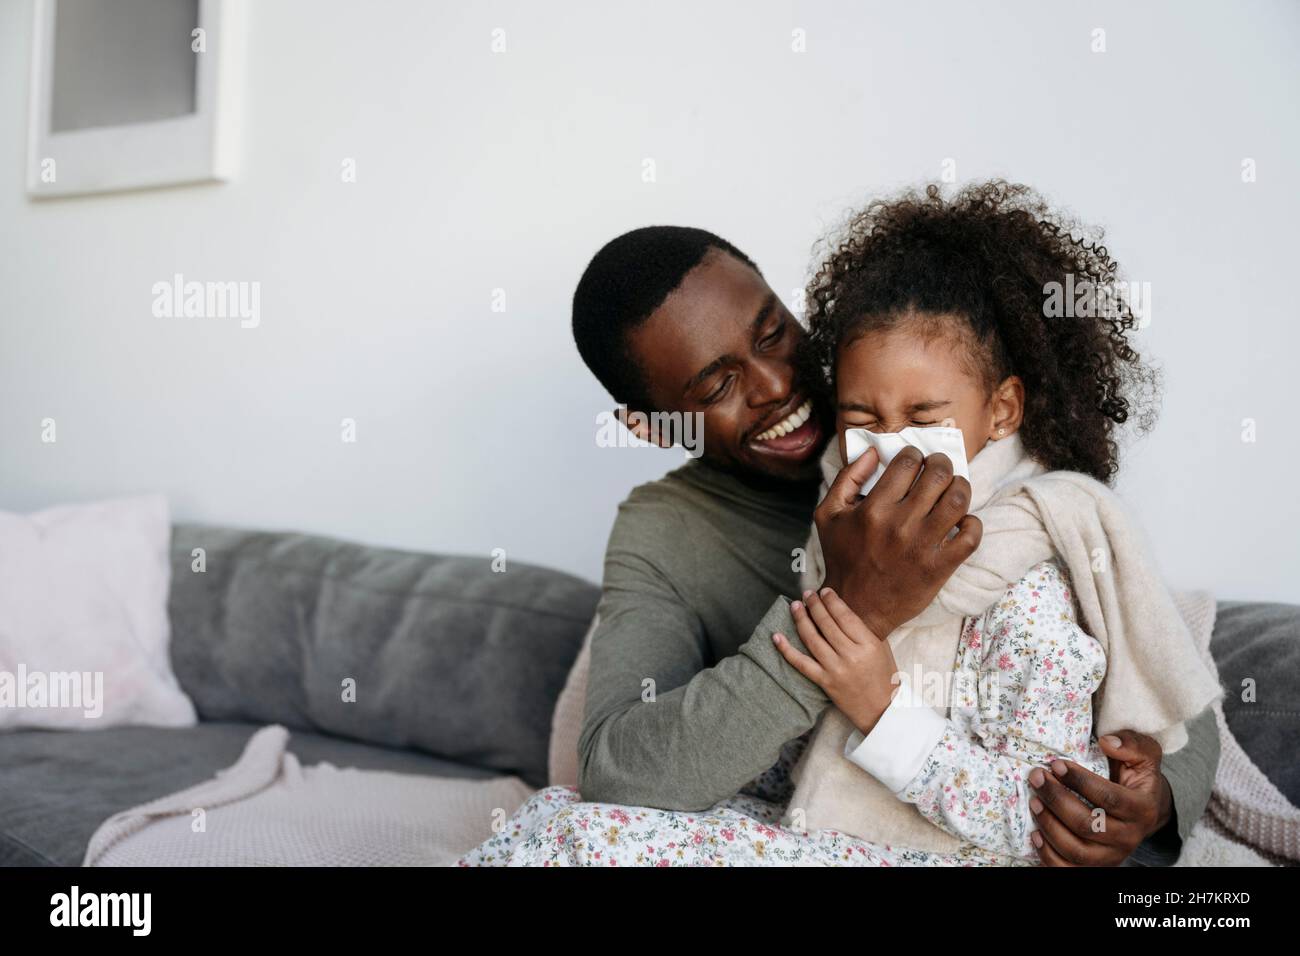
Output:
[0, 524, 599, 866]
[0, 524, 1294, 866]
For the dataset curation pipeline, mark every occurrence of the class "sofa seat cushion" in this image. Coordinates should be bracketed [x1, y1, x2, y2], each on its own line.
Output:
[1211, 601, 1300, 805]
[0, 722, 502, 866]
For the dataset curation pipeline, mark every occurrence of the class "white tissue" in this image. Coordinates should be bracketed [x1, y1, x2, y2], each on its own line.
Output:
[843, 426, 971, 498]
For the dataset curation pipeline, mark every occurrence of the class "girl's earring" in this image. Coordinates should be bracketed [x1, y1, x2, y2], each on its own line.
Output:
[996, 427, 1006, 437]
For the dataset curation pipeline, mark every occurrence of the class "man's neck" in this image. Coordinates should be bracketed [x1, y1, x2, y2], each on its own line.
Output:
[698, 457, 821, 498]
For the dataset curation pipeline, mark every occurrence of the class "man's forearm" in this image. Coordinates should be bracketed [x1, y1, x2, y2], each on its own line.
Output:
[1165, 706, 1221, 844]
[577, 598, 829, 811]
[1130, 707, 1220, 865]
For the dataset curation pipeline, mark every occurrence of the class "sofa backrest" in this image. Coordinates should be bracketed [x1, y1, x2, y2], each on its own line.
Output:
[167, 523, 599, 787]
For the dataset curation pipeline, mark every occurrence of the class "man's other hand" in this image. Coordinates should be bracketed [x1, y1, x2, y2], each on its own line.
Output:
[1029, 731, 1173, 866]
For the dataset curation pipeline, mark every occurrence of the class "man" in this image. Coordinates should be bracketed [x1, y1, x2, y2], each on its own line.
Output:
[571, 225, 1219, 865]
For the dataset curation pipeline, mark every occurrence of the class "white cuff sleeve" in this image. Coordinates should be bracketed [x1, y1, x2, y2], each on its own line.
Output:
[843, 673, 948, 793]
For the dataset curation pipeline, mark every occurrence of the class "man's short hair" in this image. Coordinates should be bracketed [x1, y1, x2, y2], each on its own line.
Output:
[572, 226, 759, 411]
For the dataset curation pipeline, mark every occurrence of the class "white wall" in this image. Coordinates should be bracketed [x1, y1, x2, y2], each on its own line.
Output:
[2, 0, 1297, 601]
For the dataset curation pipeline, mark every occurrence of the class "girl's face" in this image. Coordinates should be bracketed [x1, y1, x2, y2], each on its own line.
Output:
[834, 317, 1022, 465]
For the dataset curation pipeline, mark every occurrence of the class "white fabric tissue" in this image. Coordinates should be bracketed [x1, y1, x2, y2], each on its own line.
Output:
[843, 426, 971, 498]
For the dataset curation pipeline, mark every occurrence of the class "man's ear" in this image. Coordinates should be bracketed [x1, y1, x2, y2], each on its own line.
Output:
[988, 375, 1025, 439]
[615, 406, 675, 448]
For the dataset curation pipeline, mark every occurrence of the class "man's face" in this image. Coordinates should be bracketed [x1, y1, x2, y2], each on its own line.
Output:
[625, 250, 828, 482]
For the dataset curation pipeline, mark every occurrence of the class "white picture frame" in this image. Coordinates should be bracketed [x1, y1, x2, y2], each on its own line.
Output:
[26, 0, 243, 198]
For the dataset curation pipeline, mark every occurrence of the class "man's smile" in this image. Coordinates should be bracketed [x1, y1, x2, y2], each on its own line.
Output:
[748, 397, 823, 461]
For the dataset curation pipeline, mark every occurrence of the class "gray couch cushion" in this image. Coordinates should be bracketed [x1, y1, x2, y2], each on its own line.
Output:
[167, 525, 599, 788]
[1210, 601, 1300, 805]
[0, 722, 501, 867]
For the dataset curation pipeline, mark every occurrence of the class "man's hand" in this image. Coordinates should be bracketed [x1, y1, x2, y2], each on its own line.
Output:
[772, 587, 899, 736]
[1028, 731, 1174, 866]
[817, 445, 982, 639]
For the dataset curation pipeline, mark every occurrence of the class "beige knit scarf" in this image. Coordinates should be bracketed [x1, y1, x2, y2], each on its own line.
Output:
[802, 430, 1222, 751]
[788, 431, 1224, 851]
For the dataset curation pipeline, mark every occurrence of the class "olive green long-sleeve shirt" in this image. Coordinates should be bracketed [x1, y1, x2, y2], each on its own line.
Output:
[577, 458, 1218, 861]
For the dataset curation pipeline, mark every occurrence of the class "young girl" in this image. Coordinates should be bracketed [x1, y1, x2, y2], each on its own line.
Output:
[772, 180, 1222, 864]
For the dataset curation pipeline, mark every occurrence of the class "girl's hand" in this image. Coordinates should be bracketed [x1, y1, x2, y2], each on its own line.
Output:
[772, 587, 901, 737]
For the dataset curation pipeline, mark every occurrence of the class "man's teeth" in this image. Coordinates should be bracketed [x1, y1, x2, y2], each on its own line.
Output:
[754, 400, 813, 442]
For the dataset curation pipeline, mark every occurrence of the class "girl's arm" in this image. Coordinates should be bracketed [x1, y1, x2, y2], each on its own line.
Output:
[844, 562, 1108, 859]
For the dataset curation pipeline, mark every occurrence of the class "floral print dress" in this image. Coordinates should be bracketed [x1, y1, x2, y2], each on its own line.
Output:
[459, 561, 1107, 867]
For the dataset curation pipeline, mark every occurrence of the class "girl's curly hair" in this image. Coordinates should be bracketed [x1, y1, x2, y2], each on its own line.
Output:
[797, 180, 1159, 483]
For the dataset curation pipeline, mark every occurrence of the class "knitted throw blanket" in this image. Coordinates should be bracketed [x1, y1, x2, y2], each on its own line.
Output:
[83, 725, 533, 867]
